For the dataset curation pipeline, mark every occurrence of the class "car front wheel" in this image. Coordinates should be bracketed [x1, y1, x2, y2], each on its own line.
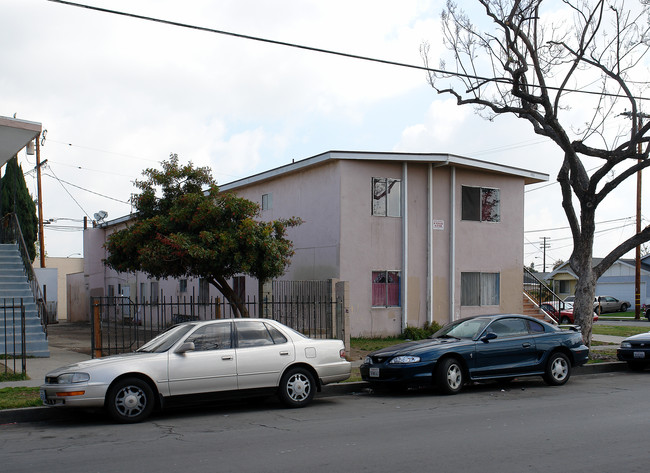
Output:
[560, 316, 570, 324]
[436, 357, 464, 394]
[620, 303, 629, 312]
[279, 367, 316, 408]
[106, 377, 155, 423]
[543, 352, 571, 386]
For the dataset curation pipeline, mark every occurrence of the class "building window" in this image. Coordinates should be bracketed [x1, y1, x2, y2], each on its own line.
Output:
[372, 271, 401, 307]
[179, 279, 188, 293]
[262, 193, 272, 211]
[233, 276, 245, 303]
[372, 178, 401, 217]
[150, 281, 159, 305]
[558, 280, 570, 294]
[461, 272, 500, 306]
[461, 186, 500, 222]
[199, 278, 210, 303]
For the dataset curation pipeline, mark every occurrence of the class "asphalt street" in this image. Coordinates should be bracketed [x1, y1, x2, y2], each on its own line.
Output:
[2, 371, 650, 473]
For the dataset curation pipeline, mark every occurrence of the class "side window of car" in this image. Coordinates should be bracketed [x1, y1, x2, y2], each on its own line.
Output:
[264, 323, 288, 344]
[185, 323, 232, 351]
[236, 321, 276, 348]
[489, 318, 528, 337]
[528, 320, 545, 333]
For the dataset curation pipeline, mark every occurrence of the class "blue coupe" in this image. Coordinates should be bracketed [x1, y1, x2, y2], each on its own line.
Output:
[360, 314, 589, 394]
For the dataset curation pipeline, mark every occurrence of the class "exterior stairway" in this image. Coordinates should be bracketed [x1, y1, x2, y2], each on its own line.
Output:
[522, 294, 555, 324]
[0, 243, 49, 357]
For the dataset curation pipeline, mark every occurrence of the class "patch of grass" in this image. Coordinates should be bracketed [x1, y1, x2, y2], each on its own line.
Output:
[0, 387, 41, 410]
[592, 325, 650, 338]
[351, 337, 403, 352]
[0, 372, 28, 382]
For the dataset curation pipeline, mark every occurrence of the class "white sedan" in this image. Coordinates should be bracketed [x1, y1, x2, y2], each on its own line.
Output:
[40, 319, 350, 423]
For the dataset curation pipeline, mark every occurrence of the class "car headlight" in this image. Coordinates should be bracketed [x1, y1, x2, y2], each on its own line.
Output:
[56, 372, 90, 384]
[389, 355, 421, 364]
[364, 356, 373, 365]
[620, 341, 632, 348]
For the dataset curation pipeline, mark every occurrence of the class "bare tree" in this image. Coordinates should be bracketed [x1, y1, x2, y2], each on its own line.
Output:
[422, 0, 650, 343]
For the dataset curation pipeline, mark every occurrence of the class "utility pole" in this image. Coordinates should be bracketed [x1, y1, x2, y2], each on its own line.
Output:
[621, 110, 648, 320]
[540, 237, 551, 272]
[36, 136, 45, 268]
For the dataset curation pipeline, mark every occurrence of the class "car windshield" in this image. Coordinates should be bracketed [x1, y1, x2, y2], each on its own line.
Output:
[136, 324, 195, 353]
[432, 318, 491, 340]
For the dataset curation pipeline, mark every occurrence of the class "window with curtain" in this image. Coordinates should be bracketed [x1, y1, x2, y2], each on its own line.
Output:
[372, 271, 401, 307]
[461, 272, 500, 306]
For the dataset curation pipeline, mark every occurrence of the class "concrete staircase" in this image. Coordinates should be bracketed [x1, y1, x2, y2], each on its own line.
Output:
[0, 243, 49, 357]
[522, 294, 556, 324]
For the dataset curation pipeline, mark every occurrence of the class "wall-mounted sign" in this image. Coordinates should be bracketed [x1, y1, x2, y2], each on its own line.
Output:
[432, 219, 445, 230]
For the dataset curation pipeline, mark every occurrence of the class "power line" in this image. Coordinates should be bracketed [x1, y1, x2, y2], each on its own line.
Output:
[47, 0, 650, 102]
[43, 171, 130, 205]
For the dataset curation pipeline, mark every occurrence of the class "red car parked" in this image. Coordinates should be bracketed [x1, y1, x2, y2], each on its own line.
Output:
[540, 302, 599, 324]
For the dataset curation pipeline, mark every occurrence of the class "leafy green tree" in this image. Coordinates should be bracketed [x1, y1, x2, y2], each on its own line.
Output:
[104, 154, 302, 317]
[1, 156, 38, 261]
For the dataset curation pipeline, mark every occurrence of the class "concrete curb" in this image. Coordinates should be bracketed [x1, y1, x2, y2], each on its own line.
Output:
[0, 362, 631, 425]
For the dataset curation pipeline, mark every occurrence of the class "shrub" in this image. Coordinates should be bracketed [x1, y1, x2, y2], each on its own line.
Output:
[402, 321, 443, 340]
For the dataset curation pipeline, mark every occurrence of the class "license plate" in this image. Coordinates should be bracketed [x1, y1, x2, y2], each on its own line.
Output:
[40, 389, 46, 403]
[634, 351, 646, 359]
[369, 367, 380, 377]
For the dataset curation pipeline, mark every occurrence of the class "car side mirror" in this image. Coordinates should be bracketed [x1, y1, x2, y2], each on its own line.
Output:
[481, 332, 498, 343]
[175, 341, 195, 354]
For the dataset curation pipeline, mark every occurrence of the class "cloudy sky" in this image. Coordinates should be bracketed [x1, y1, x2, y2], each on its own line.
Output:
[1, 0, 647, 269]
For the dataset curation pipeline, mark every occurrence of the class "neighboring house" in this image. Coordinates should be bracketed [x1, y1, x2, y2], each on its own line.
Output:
[82, 151, 547, 337]
[34, 256, 84, 322]
[546, 256, 650, 305]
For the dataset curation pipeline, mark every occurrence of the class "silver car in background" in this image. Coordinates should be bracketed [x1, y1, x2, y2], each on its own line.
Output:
[40, 319, 350, 423]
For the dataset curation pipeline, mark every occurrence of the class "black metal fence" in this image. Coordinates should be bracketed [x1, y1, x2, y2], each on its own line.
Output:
[523, 267, 565, 323]
[90, 294, 345, 357]
[1, 298, 27, 377]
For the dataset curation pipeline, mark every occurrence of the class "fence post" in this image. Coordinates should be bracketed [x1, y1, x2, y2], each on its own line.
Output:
[335, 281, 351, 356]
[92, 300, 102, 358]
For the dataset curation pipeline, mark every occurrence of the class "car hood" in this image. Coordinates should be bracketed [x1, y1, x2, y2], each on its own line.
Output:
[370, 337, 471, 357]
[623, 332, 650, 343]
[45, 352, 161, 376]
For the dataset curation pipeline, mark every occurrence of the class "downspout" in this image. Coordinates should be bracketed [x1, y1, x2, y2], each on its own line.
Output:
[402, 162, 408, 332]
[427, 163, 433, 325]
[449, 166, 456, 323]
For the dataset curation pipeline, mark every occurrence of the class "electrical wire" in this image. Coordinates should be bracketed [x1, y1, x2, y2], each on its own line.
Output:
[47, 0, 650, 103]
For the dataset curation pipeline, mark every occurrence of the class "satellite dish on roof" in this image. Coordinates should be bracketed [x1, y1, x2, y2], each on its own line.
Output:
[93, 210, 108, 222]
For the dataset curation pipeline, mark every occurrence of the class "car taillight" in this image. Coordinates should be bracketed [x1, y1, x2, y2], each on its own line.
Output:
[339, 349, 346, 359]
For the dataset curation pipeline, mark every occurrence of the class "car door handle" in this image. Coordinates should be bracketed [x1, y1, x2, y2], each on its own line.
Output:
[279, 351, 290, 356]
[522, 343, 532, 348]
[221, 355, 233, 360]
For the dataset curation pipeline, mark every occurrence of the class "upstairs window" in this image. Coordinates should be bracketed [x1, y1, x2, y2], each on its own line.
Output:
[372, 178, 401, 217]
[262, 193, 272, 211]
[462, 186, 500, 222]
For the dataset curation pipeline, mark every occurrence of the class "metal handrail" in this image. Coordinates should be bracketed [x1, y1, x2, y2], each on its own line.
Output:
[523, 267, 566, 323]
[0, 212, 48, 336]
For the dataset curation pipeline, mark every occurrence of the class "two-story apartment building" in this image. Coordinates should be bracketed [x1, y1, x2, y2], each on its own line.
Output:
[83, 151, 547, 337]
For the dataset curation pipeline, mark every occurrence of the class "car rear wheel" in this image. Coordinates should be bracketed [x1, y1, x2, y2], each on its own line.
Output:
[436, 357, 464, 394]
[543, 352, 571, 386]
[278, 367, 316, 408]
[106, 377, 155, 423]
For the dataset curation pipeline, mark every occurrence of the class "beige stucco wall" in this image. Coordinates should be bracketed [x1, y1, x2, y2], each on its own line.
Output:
[35, 256, 84, 322]
[81, 155, 530, 337]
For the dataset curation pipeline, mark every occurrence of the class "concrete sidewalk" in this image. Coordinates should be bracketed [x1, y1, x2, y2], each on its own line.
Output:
[1, 322, 92, 388]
